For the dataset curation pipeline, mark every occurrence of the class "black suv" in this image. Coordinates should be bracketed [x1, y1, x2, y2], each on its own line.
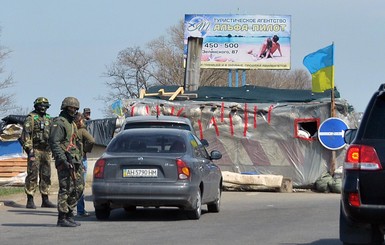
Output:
[340, 84, 385, 244]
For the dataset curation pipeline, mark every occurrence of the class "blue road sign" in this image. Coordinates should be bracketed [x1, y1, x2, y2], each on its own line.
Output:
[318, 117, 348, 150]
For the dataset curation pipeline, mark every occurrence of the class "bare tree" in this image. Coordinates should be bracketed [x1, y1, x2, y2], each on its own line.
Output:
[104, 47, 155, 100]
[246, 69, 311, 89]
[148, 19, 228, 87]
[0, 28, 16, 118]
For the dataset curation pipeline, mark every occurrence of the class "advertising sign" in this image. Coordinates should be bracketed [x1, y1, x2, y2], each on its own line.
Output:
[184, 14, 291, 70]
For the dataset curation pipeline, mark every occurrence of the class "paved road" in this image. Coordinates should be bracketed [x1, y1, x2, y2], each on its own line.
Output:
[0, 188, 343, 245]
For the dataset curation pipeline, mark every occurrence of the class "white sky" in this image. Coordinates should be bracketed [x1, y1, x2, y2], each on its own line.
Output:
[0, 0, 384, 119]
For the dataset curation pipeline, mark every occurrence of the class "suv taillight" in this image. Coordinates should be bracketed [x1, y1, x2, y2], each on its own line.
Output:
[176, 159, 190, 180]
[93, 159, 106, 178]
[345, 145, 382, 170]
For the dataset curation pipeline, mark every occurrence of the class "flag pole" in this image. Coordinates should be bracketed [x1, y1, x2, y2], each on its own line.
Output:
[331, 42, 335, 117]
[330, 42, 336, 176]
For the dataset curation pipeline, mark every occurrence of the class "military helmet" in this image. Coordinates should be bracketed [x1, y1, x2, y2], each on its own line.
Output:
[34, 97, 50, 107]
[60, 97, 80, 110]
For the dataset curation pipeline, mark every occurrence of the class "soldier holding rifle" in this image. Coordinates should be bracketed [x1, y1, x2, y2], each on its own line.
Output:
[49, 97, 84, 227]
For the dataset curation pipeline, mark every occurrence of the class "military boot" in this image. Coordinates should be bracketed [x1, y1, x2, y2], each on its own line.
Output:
[57, 212, 77, 227]
[41, 194, 57, 208]
[66, 210, 81, 226]
[26, 194, 36, 209]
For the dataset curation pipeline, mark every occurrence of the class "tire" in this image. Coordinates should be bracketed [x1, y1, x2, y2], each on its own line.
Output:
[339, 203, 384, 244]
[207, 185, 221, 213]
[187, 189, 202, 220]
[95, 206, 111, 220]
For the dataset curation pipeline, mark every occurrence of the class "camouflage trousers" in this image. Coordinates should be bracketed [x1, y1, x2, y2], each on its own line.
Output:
[24, 149, 52, 196]
[56, 162, 85, 213]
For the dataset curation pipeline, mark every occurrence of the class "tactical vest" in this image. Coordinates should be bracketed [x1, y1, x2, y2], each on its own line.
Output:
[55, 117, 83, 163]
[29, 112, 51, 149]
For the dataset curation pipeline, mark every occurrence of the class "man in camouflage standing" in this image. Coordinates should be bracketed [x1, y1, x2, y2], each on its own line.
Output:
[49, 97, 84, 227]
[20, 97, 56, 209]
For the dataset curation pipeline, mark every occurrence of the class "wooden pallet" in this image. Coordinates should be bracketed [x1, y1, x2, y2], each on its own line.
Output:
[0, 157, 27, 178]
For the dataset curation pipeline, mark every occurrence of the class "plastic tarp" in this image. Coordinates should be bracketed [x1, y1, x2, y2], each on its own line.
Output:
[120, 87, 358, 187]
[86, 118, 117, 146]
[0, 141, 23, 159]
[1, 115, 117, 147]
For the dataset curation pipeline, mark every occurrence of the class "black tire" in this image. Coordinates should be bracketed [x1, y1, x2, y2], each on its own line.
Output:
[207, 185, 221, 213]
[339, 203, 384, 244]
[95, 206, 111, 220]
[187, 189, 202, 220]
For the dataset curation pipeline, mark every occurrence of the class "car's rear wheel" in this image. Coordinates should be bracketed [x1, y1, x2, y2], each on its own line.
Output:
[187, 189, 201, 220]
[95, 205, 111, 220]
[207, 185, 221, 213]
[339, 203, 384, 244]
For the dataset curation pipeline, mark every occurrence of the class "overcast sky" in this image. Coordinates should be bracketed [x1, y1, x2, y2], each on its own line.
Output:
[0, 0, 384, 119]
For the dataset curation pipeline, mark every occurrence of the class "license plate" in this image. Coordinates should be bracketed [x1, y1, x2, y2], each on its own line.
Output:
[123, 169, 158, 178]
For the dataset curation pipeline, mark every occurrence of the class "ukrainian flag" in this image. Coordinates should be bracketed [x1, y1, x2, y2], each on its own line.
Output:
[111, 100, 123, 116]
[303, 44, 334, 93]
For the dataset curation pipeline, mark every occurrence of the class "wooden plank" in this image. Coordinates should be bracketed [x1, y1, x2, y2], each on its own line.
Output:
[0, 167, 27, 172]
[0, 157, 27, 179]
[0, 173, 24, 177]
[0, 162, 27, 167]
[0, 157, 27, 161]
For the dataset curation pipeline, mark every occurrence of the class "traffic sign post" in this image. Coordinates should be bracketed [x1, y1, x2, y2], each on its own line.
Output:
[318, 117, 349, 175]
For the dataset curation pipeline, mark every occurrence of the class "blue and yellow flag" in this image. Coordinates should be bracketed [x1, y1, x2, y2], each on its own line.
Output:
[303, 44, 334, 93]
[111, 100, 124, 117]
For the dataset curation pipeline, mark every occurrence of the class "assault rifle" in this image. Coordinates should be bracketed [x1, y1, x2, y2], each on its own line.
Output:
[64, 151, 77, 194]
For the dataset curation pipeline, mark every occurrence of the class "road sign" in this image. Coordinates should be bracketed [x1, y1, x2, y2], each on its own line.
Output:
[318, 117, 348, 150]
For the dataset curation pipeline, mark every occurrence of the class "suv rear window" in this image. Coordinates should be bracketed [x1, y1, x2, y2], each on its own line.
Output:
[124, 122, 191, 131]
[363, 95, 385, 139]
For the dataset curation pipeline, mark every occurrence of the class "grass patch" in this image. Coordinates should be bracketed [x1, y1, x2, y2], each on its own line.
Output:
[0, 187, 24, 196]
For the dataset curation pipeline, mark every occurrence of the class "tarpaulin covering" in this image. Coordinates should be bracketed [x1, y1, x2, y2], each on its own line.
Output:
[1, 115, 117, 147]
[86, 118, 117, 146]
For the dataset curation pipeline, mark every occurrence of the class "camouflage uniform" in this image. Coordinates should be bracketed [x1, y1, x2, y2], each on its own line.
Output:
[49, 97, 84, 227]
[20, 97, 56, 209]
[21, 112, 52, 196]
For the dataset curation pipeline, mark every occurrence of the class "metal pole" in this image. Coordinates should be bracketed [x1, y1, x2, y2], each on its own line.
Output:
[235, 69, 239, 87]
[228, 70, 232, 87]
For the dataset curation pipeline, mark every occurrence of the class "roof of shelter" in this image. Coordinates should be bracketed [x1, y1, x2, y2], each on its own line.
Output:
[146, 85, 339, 103]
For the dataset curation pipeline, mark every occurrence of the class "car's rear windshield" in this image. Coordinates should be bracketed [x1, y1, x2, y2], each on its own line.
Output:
[124, 122, 191, 131]
[363, 94, 385, 139]
[107, 134, 187, 153]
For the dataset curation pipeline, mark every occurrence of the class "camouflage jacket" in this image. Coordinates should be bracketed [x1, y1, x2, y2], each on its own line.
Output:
[20, 111, 52, 152]
[49, 112, 82, 166]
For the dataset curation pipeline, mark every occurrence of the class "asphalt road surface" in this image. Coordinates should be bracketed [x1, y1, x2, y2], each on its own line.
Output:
[0, 188, 343, 245]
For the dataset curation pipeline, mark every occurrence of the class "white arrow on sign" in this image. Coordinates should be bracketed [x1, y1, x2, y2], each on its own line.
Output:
[318, 130, 345, 136]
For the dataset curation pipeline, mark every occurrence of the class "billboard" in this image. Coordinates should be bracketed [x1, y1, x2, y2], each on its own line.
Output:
[184, 14, 291, 70]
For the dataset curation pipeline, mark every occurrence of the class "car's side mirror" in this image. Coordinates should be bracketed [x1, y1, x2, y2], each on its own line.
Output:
[210, 150, 222, 160]
[344, 129, 357, 144]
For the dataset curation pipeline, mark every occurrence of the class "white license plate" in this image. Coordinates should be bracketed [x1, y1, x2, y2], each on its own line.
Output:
[123, 169, 158, 178]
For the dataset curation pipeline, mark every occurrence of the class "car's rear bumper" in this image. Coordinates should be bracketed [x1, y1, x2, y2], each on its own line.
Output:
[341, 195, 385, 224]
[92, 181, 199, 209]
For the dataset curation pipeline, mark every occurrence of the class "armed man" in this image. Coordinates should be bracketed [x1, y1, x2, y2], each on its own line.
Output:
[20, 97, 56, 209]
[49, 97, 84, 227]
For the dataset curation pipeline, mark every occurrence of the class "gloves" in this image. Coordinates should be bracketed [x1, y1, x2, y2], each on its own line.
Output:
[62, 161, 73, 169]
[27, 150, 35, 160]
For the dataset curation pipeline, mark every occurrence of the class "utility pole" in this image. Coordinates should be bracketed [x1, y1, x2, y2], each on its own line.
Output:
[184, 37, 203, 91]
